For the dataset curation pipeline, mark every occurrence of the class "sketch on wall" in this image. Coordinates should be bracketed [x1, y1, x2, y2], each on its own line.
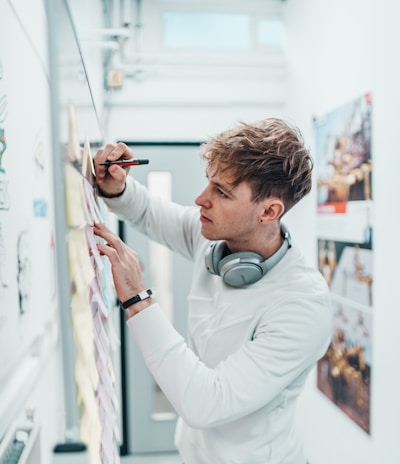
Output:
[0, 223, 6, 327]
[0, 57, 7, 329]
[315, 93, 373, 434]
[16, 228, 32, 315]
[0, 57, 9, 210]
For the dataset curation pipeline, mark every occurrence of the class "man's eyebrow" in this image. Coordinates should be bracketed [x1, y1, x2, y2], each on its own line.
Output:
[210, 178, 234, 195]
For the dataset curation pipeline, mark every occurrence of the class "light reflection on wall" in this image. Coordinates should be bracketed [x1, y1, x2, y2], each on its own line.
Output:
[148, 171, 173, 322]
[148, 171, 176, 418]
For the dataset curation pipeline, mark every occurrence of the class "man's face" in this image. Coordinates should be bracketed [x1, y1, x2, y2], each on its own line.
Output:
[195, 170, 261, 250]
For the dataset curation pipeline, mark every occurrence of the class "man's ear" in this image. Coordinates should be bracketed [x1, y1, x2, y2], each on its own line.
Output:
[259, 198, 285, 223]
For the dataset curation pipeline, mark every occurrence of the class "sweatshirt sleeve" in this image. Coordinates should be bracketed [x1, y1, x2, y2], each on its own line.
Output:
[127, 294, 332, 430]
[103, 176, 201, 261]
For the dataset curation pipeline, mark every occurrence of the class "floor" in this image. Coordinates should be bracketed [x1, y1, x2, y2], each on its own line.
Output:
[121, 453, 181, 464]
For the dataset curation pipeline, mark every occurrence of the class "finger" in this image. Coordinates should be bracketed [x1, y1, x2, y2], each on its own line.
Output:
[114, 142, 133, 159]
[93, 223, 127, 255]
[94, 144, 115, 164]
[97, 165, 127, 191]
[106, 163, 130, 179]
[95, 233, 128, 266]
[104, 142, 133, 163]
[93, 146, 113, 180]
[102, 143, 118, 158]
[94, 147, 104, 159]
[96, 240, 141, 294]
[94, 144, 119, 175]
[93, 222, 117, 242]
[97, 242, 120, 265]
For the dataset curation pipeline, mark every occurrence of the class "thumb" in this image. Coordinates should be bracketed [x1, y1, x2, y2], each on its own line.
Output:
[108, 164, 128, 179]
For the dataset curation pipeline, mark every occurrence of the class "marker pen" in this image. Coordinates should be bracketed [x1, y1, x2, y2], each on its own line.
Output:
[99, 159, 149, 167]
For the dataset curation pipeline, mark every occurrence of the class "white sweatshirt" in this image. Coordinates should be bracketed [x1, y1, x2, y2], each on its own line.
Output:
[104, 178, 333, 464]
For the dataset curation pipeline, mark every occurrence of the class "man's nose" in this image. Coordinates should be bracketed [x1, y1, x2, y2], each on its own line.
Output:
[195, 186, 210, 207]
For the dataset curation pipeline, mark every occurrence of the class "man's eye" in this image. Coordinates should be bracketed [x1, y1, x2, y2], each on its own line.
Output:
[217, 188, 227, 197]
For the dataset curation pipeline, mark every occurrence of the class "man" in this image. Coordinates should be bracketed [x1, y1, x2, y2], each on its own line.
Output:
[93, 118, 332, 464]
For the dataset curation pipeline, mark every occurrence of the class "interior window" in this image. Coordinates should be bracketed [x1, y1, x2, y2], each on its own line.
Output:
[162, 12, 251, 50]
[257, 19, 284, 46]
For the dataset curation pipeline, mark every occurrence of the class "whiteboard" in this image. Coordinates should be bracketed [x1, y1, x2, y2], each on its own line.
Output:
[0, 0, 58, 390]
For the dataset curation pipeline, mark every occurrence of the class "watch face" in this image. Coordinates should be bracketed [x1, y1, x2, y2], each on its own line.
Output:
[140, 289, 152, 300]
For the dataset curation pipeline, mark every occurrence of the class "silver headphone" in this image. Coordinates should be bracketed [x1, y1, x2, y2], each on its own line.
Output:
[205, 223, 292, 287]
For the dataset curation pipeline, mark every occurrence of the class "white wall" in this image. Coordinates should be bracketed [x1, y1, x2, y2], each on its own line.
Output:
[0, 1, 67, 463]
[283, 1, 400, 463]
[105, 85, 286, 143]
[102, 0, 288, 142]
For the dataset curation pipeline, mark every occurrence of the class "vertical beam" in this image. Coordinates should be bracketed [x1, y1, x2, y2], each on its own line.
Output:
[44, 0, 80, 435]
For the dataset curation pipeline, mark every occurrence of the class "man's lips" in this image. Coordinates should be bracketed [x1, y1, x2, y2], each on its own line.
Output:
[200, 212, 212, 223]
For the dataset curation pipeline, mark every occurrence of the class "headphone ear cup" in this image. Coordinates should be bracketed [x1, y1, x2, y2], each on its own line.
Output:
[219, 252, 265, 287]
[205, 241, 227, 276]
[205, 224, 291, 287]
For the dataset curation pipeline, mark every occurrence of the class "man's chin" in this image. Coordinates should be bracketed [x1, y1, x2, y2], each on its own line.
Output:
[200, 227, 216, 241]
[202, 232, 223, 243]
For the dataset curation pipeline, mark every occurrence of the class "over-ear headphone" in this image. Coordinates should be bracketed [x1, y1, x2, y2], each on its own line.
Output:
[205, 223, 292, 288]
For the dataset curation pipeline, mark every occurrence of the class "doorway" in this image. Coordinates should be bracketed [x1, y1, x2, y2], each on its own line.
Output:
[119, 143, 206, 454]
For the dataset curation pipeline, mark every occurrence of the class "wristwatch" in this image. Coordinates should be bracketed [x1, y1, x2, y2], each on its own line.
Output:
[121, 289, 153, 310]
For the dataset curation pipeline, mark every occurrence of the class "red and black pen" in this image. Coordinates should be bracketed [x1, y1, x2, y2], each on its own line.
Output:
[99, 158, 149, 167]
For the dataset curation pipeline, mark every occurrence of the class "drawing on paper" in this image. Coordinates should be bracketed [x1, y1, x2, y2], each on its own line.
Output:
[0, 58, 10, 210]
[17, 228, 32, 315]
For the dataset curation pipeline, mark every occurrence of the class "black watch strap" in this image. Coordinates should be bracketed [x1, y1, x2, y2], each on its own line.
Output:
[120, 289, 153, 309]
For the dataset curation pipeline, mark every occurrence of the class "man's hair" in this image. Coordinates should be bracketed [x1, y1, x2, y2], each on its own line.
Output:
[200, 118, 313, 214]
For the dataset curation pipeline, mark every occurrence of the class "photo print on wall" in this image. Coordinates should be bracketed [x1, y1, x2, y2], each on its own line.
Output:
[314, 92, 373, 434]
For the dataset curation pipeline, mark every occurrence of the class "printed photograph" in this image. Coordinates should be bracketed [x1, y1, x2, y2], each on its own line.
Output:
[315, 93, 372, 214]
[317, 301, 372, 434]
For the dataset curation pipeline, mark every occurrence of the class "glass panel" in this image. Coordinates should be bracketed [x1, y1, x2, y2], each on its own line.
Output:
[257, 19, 284, 46]
[148, 171, 176, 420]
[148, 171, 173, 323]
[163, 12, 251, 49]
[56, 0, 103, 145]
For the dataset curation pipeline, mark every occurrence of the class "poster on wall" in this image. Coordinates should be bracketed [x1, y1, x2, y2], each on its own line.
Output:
[314, 92, 373, 434]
